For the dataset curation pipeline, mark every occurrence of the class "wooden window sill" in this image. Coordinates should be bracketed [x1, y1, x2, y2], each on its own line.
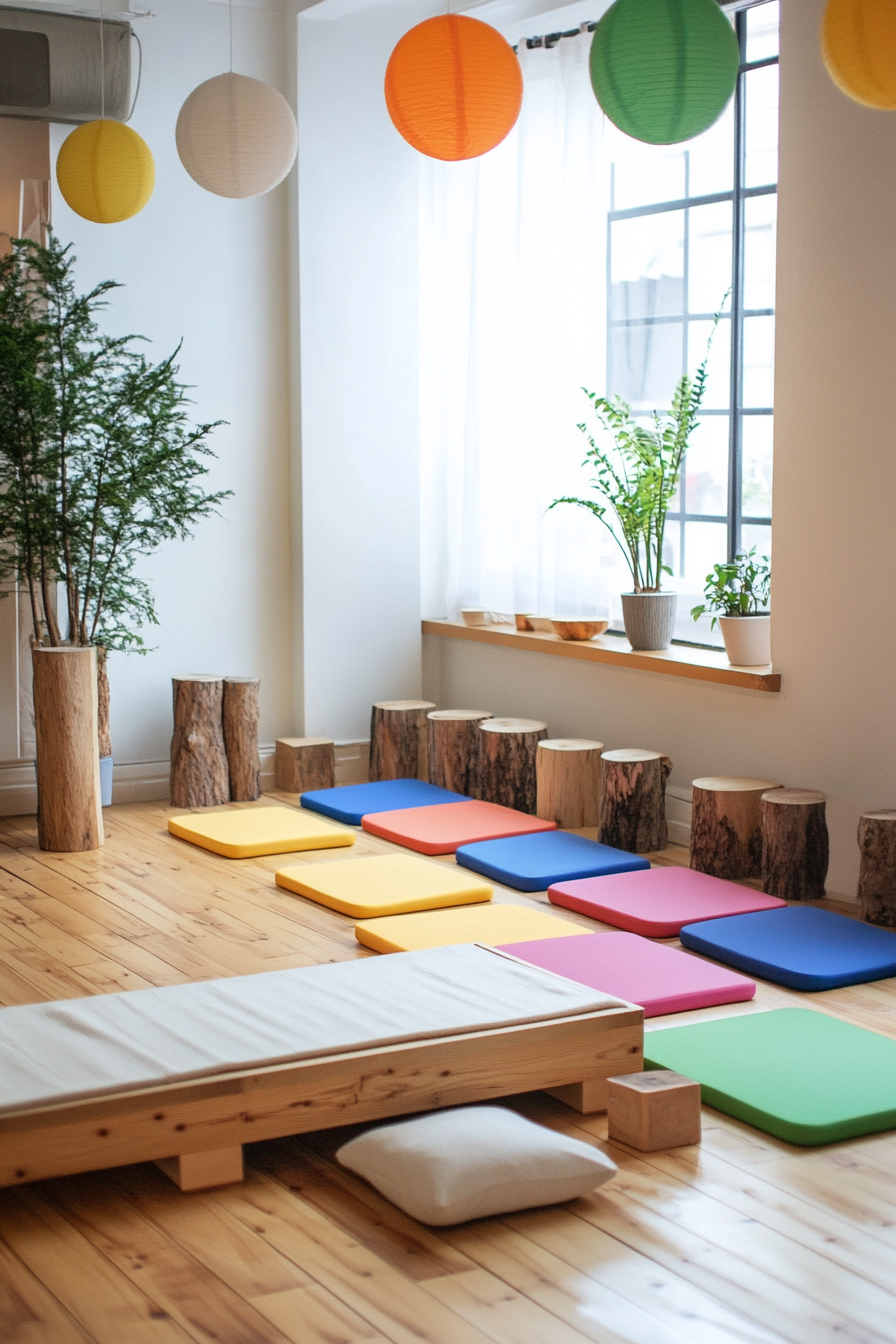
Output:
[422, 619, 781, 693]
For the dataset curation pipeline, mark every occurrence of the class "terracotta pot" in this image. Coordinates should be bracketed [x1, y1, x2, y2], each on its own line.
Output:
[620, 592, 677, 650]
[719, 614, 771, 666]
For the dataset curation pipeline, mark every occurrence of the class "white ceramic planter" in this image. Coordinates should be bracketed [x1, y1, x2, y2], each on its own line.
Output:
[621, 592, 678, 650]
[719, 614, 771, 666]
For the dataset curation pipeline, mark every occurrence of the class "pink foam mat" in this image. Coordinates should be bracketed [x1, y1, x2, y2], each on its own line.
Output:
[361, 799, 556, 855]
[548, 865, 786, 937]
[498, 931, 755, 1017]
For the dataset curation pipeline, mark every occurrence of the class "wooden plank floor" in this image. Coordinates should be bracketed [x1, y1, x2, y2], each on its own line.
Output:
[1, 795, 896, 1344]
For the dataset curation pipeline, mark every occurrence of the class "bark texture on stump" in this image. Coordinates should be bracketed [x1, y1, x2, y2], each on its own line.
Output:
[369, 701, 435, 781]
[97, 647, 111, 760]
[761, 788, 828, 901]
[857, 810, 896, 926]
[275, 737, 336, 793]
[427, 710, 493, 797]
[479, 718, 548, 814]
[170, 675, 230, 809]
[690, 776, 782, 879]
[223, 677, 260, 802]
[536, 739, 603, 828]
[33, 646, 104, 852]
[600, 748, 672, 854]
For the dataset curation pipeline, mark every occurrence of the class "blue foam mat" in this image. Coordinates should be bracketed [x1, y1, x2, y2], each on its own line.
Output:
[679, 905, 896, 991]
[455, 829, 649, 892]
[300, 779, 469, 826]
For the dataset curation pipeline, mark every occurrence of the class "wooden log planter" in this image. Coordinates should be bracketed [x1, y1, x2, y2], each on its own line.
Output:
[369, 700, 435, 781]
[275, 737, 336, 793]
[536, 739, 603, 829]
[857, 810, 896, 927]
[33, 646, 104, 853]
[479, 718, 548, 814]
[599, 749, 672, 854]
[223, 677, 261, 802]
[761, 788, 828, 901]
[170, 675, 230, 809]
[427, 710, 493, 797]
[690, 776, 782, 879]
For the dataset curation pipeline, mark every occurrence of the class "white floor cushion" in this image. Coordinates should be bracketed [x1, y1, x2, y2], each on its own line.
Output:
[336, 1105, 617, 1225]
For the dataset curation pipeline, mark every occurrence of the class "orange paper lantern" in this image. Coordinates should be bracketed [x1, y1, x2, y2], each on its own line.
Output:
[385, 15, 523, 161]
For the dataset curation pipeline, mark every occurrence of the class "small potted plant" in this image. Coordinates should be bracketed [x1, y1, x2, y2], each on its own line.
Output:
[549, 334, 714, 651]
[691, 549, 771, 666]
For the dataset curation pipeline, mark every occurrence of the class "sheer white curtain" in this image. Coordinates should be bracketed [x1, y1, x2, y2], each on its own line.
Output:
[419, 33, 630, 622]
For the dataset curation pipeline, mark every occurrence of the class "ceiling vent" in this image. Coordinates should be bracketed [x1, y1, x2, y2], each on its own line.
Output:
[0, 6, 131, 123]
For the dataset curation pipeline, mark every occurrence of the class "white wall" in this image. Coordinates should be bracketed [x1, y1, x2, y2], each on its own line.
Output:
[46, 0, 297, 770]
[425, 0, 896, 901]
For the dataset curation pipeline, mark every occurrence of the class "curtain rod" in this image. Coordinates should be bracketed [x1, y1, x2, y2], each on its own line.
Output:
[518, 0, 772, 50]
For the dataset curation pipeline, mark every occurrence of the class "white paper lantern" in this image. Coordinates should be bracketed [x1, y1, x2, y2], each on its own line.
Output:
[176, 72, 298, 199]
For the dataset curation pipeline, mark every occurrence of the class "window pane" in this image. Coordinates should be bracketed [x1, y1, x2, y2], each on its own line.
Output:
[740, 522, 772, 562]
[683, 520, 728, 584]
[742, 315, 774, 406]
[745, 64, 779, 188]
[610, 321, 683, 408]
[688, 316, 731, 410]
[746, 2, 779, 62]
[688, 200, 732, 315]
[687, 100, 735, 197]
[610, 211, 684, 319]
[742, 415, 773, 518]
[611, 149, 685, 212]
[743, 193, 776, 311]
[685, 414, 729, 516]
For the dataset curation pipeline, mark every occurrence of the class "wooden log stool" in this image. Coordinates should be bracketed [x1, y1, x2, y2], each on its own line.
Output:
[536, 739, 604, 828]
[369, 700, 436, 781]
[761, 788, 828, 901]
[690, 776, 782, 879]
[607, 1071, 701, 1151]
[857, 810, 896, 927]
[223, 677, 261, 802]
[479, 718, 548, 815]
[275, 737, 336, 793]
[600, 749, 672, 854]
[170, 675, 230, 809]
[427, 710, 493, 798]
[33, 646, 104, 853]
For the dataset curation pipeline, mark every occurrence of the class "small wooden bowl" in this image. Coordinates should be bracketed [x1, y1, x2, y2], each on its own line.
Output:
[515, 613, 535, 631]
[551, 619, 609, 641]
[460, 609, 489, 627]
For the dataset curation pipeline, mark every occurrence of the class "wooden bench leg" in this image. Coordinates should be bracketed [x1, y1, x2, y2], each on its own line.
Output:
[546, 1080, 610, 1114]
[156, 1145, 244, 1191]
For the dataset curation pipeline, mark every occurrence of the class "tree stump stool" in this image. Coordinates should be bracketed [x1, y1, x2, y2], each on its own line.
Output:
[536, 739, 604, 828]
[479, 718, 548, 814]
[761, 788, 828, 901]
[33, 646, 104, 853]
[857, 810, 896, 927]
[170, 675, 230, 809]
[427, 710, 493, 797]
[223, 677, 260, 802]
[275, 737, 336, 793]
[599, 748, 672, 854]
[369, 700, 435, 781]
[690, 776, 782, 879]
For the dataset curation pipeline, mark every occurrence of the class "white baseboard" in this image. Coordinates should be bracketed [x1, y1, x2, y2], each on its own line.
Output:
[665, 784, 693, 849]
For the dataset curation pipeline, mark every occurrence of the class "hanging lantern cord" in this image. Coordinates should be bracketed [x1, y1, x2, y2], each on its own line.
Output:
[99, 0, 105, 120]
[229, 0, 234, 73]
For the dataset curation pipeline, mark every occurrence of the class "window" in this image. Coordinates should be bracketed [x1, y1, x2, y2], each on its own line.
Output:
[605, 2, 778, 640]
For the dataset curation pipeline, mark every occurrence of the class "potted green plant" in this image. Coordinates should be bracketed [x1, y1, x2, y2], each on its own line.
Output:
[549, 339, 713, 651]
[0, 233, 228, 836]
[691, 548, 771, 665]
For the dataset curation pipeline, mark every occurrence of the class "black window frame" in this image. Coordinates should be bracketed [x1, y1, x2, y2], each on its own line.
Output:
[605, 4, 777, 575]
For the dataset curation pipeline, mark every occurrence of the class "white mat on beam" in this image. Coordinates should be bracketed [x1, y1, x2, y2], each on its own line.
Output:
[0, 943, 623, 1115]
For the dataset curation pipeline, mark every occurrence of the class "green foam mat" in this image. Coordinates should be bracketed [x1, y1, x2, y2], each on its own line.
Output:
[644, 1008, 896, 1146]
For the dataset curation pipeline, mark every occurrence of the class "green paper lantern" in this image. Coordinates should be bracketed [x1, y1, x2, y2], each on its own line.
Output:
[590, 0, 739, 146]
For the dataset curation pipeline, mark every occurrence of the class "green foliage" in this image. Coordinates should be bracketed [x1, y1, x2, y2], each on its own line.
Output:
[0, 233, 229, 653]
[549, 322, 718, 593]
[691, 547, 771, 630]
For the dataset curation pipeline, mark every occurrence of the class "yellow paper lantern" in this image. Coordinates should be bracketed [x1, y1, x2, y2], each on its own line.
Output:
[56, 120, 155, 224]
[176, 72, 298, 199]
[822, 0, 896, 109]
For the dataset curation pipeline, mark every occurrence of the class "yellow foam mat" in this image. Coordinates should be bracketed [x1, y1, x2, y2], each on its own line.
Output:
[275, 854, 492, 918]
[355, 902, 590, 953]
[168, 806, 355, 859]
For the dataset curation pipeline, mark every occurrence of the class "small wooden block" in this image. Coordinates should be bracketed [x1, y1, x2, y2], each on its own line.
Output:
[607, 1069, 701, 1150]
[156, 1145, 245, 1191]
[275, 737, 336, 792]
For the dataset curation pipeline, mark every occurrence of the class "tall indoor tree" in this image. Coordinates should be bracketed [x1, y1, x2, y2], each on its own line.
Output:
[0, 233, 228, 758]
